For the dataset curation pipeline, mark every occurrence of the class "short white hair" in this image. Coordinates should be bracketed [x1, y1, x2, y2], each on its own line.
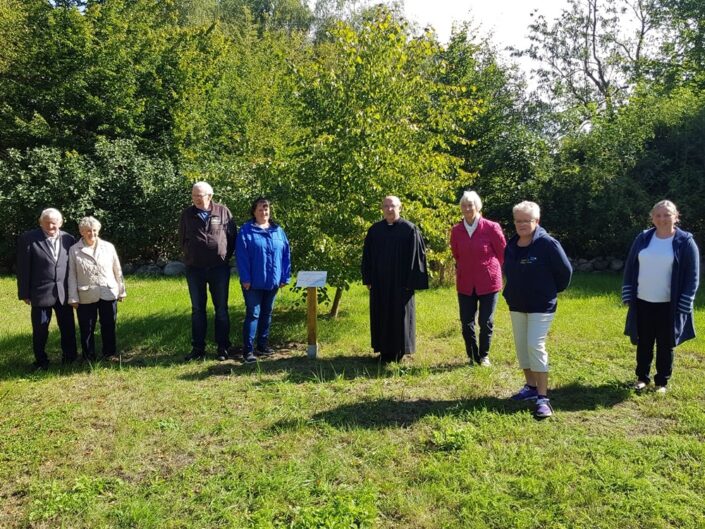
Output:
[39, 208, 63, 224]
[512, 201, 540, 220]
[192, 181, 214, 195]
[459, 190, 482, 211]
[382, 195, 401, 207]
[78, 216, 102, 232]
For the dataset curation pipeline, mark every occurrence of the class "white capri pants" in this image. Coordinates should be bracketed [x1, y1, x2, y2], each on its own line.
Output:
[509, 311, 555, 373]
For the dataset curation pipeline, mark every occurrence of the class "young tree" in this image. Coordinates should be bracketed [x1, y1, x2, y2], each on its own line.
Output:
[521, 0, 666, 126]
[441, 26, 553, 232]
[284, 7, 476, 314]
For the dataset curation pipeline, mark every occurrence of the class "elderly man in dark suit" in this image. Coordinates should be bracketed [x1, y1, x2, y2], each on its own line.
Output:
[17, 208, 77, 369]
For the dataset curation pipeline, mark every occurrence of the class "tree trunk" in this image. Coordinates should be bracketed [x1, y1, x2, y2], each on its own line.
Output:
[329, 286, 344, 318]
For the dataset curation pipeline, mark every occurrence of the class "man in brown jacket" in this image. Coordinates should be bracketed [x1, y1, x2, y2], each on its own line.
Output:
[179, 182, 237, 361]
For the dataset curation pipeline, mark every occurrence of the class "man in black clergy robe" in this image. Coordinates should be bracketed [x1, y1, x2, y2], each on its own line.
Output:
[361, 195, 429, 362]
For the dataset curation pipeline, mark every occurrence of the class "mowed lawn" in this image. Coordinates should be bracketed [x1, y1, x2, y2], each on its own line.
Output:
[1, 273, 704, 528]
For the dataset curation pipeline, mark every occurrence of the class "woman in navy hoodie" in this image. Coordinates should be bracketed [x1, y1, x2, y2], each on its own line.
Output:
[622, 200, 699, 393]
[236, 197, 291, 364]
[503, 201, 572, 419]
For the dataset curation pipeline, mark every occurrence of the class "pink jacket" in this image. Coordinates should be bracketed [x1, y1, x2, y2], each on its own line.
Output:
[450, 217, 506, 296]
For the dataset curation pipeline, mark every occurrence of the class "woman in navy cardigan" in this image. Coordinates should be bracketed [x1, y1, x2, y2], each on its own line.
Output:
[503, 201, 572, 419]
[236, 197, 291, 364]
[622, 200, 699, 393]
[450, 191, 506, 366]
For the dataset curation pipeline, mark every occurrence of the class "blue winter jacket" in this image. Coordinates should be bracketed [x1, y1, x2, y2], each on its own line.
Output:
[503, 225, 572, 313]
[236, 221, 291, 290]
[622, 227, 700, 346]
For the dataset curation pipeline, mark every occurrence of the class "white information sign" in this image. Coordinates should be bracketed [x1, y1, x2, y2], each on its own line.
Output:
[296, 271, 328, 288]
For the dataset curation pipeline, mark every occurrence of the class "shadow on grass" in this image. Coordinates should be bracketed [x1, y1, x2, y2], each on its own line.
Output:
[0, 307, 433, 383]
[0, 307, 312, 381]
[270, 381, 631, 429]
[178, 354, 468, 384]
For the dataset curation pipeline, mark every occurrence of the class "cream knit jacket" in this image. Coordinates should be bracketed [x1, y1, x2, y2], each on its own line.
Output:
[68, 238, 126, 304]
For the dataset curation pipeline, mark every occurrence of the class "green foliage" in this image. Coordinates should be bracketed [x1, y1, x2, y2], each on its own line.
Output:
[522, 0, 669, 129]
[29, 476, 125, 522]
[441, 28, 553, 229]
[280, 488, 377, 528]
[542, 85, 705, 257]
[174, 23, 307, 221]
[283, 7, 476, 288]
[0, 139, 189, 268]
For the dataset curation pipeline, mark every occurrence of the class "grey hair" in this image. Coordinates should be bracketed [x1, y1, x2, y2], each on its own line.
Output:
[39, 208, 63, 224]
[512, 201, 541, 220]
[382, 195, 401, 207]
[650, 199, 679, 222]
[78, 216, 102, 232]
[459, 190, 482, 211]
[192, 181, 214, 195]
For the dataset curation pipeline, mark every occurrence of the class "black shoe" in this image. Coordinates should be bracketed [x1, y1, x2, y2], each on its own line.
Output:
[216, 348, 230, 362]
[242, 352, 257, 364]
[184, 348, 206, 362]
[33, 360, 49, 371]
[255, 346, 274, 357]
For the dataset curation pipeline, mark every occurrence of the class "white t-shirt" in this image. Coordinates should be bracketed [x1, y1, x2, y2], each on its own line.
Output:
[637, 235, 674, 302]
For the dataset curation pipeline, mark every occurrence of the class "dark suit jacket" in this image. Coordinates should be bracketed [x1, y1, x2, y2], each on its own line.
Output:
[17, 228, 75, 307]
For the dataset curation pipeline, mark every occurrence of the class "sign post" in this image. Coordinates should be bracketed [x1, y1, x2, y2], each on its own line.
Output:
[296, 271, 327, 359]
[306, 287, 317, 358]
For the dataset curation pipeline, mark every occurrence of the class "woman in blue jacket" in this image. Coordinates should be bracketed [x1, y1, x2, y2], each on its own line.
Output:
[503, 201, 572, 419]
[622, 200, 699, 393]
[236, 197, 291, 364]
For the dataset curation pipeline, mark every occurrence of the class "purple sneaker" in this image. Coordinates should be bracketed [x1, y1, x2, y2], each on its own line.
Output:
[534, 398, 553, 418]
[510, 384, 539, 401]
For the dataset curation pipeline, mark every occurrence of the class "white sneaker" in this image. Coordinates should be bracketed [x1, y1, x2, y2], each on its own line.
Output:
[633, 380, 647, 391]
[655, 386, 667, 394]
[479, 357, 491, 367]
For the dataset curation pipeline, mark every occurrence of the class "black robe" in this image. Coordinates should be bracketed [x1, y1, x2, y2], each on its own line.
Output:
[361, 218, 429, 361]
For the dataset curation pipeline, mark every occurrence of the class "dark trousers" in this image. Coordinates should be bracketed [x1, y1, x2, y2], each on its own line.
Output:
[458, 291, 498, 363]
[185, 265, 231, 351]
[242, 287, 278, 354]
[77, 299, 118, 360]
[635, 299, 673, 387]
[30, 301, 77, 364]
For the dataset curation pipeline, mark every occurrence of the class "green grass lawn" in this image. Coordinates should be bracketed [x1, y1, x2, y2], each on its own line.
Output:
[1, 274, 704, 528]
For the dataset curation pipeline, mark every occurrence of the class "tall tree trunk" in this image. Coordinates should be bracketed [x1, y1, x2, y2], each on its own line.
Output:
[329, 286, 344, 318]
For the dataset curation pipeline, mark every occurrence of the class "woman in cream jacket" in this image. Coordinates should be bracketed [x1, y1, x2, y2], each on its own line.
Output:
[68, 216, 126, 360]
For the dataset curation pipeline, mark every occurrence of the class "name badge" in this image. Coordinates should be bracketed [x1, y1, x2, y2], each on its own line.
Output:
[211, 216, 222, 225]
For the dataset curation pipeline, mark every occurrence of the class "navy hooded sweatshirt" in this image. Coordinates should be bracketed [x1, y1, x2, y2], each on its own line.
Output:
[503, 225, 572, 313]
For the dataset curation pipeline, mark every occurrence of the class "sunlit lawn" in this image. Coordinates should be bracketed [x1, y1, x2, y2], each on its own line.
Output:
[1, 273, 704, 528]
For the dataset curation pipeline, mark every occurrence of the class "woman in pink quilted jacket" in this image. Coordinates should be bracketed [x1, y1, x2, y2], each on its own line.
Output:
[450, 191, 507, 366]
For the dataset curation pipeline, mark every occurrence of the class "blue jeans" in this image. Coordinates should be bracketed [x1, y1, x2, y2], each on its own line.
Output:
[242, 287, 278, 354]
[186, 265, 231, 350]
[458, 291, 499, 363]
